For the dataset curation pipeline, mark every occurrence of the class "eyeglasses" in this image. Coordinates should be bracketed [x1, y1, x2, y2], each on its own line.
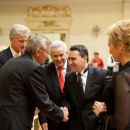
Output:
[39, 48, 50, 55]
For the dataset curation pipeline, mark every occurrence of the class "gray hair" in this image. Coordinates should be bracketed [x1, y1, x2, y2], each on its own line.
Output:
[9, 24, 31, 39]
[107, 19, 130, 52]
[24, 33, 51, 56]
[50, 40, 67, 54]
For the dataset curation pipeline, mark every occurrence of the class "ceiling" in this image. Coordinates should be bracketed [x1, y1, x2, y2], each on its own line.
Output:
[0, 0, 126, 4]
[0, 0, 129, 7]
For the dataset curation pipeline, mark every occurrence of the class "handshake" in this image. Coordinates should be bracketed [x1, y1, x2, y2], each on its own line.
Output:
[60, 107, 69, 122]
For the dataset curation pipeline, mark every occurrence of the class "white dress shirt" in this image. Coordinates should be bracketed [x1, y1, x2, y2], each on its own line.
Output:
[10, 46, 21, 57]
[76, 65, 88, 92]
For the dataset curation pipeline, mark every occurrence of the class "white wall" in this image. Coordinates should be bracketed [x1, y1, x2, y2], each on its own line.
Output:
[0, 0, 130, 67]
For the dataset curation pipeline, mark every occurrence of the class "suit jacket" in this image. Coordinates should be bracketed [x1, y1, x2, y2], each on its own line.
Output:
[0, 54, 64, 130]
[62, 65, 110, 130]
[0, 47, 13, 68]
[38, 62, 71, 130]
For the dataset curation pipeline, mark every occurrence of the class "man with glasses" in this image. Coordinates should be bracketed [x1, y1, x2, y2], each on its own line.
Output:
[0, 34, 68, 130]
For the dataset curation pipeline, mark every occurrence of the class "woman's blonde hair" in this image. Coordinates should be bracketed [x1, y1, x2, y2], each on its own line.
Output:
[107, 19, 130, 52]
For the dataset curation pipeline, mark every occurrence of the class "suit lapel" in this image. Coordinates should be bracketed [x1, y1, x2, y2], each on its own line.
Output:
[71, 72, 85, 108]
[48, 63, 62, 93]
[70, 73, 81, 101]
[6, 47, 13, 59]
[47, 62, 71, 94]
[85, 66, 94, 97]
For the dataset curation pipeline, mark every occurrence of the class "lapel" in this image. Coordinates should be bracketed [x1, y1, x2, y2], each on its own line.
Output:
[71, 72, 86, 108]
[70, 65, 94, 109]
[6, 47, 13, 59]
[47, 63, 62, 94]
[46, 61, 71, 94]
[85, 65, 94, 96]
[70, 72, 80, 100]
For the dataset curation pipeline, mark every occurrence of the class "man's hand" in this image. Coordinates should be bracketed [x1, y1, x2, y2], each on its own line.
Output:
[92, 101, 107, 117]
[34, 107, 40, 115]
[41, 123, 48, 130]
[60, 107, 69, 122]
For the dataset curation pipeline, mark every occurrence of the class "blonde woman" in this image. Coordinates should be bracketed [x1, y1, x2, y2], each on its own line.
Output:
[93, 20, 130, 130]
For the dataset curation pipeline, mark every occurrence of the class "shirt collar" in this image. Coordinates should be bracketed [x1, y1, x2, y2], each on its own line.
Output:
[10, 46, 21, 57]
[64, 60, 67, 69]
[56, 60, 67, 70]
[76, 64, 88, 75]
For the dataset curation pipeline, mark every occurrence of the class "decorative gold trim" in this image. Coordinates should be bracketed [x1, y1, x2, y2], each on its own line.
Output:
[27, 5, 71, 18]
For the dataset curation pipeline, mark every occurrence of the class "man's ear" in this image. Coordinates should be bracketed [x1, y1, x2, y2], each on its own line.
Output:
[83, 55, 87, 61]
[35, 48, 40, 57]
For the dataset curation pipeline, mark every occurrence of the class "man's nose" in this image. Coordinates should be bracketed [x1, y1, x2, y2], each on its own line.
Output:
[57, 56, 62, 61]
[69, 59, 72, 65]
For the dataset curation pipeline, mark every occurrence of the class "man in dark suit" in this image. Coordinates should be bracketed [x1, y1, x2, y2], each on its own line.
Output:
[62, 45, 110, 130]
[0, 34, 68, 130]
[34, 40, 71, 130]
[0, 24, 30, 68]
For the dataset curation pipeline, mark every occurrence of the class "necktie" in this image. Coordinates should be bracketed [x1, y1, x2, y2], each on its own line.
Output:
[58, 67, 64, 92]
[77, 73, 84, 94]
[77, 67, 88, 94]
[77, 73, 85, 107]
[83, 67, 88, 73]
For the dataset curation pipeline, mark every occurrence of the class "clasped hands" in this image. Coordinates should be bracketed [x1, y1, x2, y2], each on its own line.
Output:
[60, 106, 69, 122]
[92, 101, 107, 117]
[41, 106, 69, 130]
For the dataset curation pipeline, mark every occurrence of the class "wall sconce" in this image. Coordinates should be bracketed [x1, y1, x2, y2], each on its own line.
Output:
[92, 25, 100, 37]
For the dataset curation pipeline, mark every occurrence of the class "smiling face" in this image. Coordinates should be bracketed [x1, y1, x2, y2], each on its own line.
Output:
[68, 50, 87, 72]
[51, 46, 68, 68]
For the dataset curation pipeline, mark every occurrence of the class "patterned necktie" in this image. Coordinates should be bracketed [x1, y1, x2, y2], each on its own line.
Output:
[58, 67, 64, 92]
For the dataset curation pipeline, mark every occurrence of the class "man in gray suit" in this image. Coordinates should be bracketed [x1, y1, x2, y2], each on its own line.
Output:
[0, 34, 68, 130]
[0, 24, 30, 68]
